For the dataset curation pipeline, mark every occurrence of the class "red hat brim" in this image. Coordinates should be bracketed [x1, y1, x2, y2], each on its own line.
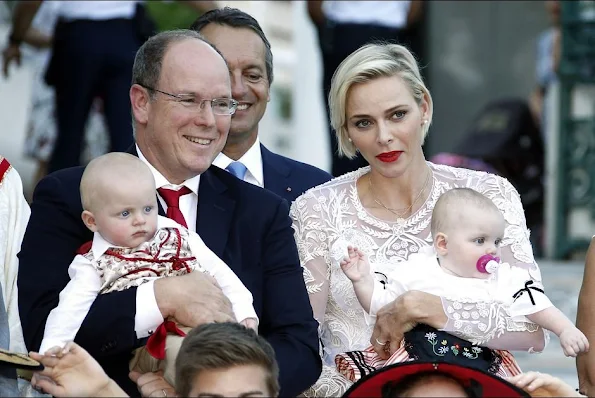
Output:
[342, 360, 529, 397]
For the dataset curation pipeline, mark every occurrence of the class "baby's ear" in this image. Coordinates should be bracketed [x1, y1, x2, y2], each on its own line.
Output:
[434, 232, 448, 256]
[81, 210, 98, 233]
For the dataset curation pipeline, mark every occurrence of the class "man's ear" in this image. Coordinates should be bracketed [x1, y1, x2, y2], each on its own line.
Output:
[81, 210, 99, 233]
[434, 232, 448, 256]
[130, 83, 150, 126]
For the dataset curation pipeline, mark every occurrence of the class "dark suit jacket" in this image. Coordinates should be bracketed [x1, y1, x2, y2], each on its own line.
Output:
[261, 144, 332, 202]
[17, 162, 321, 396]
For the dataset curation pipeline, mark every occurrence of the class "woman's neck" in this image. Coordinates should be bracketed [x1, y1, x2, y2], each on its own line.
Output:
[364, 157, 432, 215]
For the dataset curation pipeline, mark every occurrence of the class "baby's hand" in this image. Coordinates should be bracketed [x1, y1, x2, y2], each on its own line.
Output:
[559, 327, 589, 357]
[339, 246, 370, 282]
[241, 318, 259, 333]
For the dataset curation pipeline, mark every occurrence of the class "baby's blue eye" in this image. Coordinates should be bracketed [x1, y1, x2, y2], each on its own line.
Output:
[474, 237, 485, 244]
[144, 206, 153, 213]
[121, 210, 130, 217]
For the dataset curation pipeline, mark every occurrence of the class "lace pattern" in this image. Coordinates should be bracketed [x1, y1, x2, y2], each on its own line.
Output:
[291, 163, 546, 397]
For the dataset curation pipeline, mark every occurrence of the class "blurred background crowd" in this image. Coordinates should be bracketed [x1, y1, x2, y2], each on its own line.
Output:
[1, 0, 595, 390]
[0, 0, 594, 260]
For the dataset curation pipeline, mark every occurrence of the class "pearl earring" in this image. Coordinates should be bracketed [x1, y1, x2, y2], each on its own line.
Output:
[422, 120, 428, 125]
[348, 138, 353, 143]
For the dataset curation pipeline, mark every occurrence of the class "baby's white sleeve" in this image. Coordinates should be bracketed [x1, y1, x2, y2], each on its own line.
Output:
[365, 277, 408, 325]
[498, 263, 554, 319]
[39, 255, 101, 354]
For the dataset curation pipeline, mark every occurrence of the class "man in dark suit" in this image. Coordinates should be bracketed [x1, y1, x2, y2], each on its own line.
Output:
[191, 8, 332, 203]
[17, 30, 321, 397]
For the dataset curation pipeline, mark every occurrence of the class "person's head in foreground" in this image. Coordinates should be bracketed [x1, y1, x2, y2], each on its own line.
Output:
[431, 188, 505, 279]
[329, 42, 433, 178]
[175, 322, 280, 397]
[342, 361, 529, 398]
[80, 152, 158, 248]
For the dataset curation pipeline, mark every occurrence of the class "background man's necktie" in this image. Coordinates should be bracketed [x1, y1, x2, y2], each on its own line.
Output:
[226, 161, 248, 180]
[157, 187, 192, 228]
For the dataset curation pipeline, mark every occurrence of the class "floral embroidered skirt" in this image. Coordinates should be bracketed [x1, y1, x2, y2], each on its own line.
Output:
[335, 325, 522, 382]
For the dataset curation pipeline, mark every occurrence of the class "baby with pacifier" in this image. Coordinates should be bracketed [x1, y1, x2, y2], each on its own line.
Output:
[335, 188, 588, 382]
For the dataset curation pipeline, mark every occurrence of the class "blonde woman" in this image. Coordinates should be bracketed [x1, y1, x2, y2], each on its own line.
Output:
[290, 43, 547, 396]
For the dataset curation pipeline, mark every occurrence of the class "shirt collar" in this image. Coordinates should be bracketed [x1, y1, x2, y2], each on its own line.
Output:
[136, 145, 200, 195]
[213, 138, 263, 187]
[90, 216, 183, 260]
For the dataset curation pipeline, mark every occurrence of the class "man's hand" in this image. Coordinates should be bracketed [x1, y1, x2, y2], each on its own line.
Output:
[2, 43, 21, 78]
[508, 371, 582, 397]
[154, 271, 234, 328]
[29, 342, 121, 397]
[130, 370, 177, 398]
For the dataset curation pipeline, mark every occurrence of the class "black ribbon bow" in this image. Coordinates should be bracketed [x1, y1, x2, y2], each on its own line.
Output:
[512, 280, 544, 305]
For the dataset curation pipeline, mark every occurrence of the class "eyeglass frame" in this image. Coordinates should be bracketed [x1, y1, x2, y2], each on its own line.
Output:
[139, 84, 239, 116]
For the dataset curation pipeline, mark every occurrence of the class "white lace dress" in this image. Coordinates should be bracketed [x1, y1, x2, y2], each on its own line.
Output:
[290, 162, 548, 397]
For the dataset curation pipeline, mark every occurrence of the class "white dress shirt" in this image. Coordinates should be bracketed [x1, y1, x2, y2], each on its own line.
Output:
[322, 1, 411, 29]
[57, 1, 139, 21]
[213, 138, 264, 188]
[39, 216, 257, 353]
[133, 147, 202, 338]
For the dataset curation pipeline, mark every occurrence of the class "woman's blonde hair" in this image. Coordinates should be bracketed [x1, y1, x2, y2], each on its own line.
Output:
[329, 42, 434, 159]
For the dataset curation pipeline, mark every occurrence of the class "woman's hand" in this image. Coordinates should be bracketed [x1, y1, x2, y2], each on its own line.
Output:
[370, 290, 446, 358]
[508, 371, 582, 397]
[29, 342, 124, 397]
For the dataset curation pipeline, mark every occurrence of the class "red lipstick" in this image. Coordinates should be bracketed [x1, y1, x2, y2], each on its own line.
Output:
[376, 151, 402, 163]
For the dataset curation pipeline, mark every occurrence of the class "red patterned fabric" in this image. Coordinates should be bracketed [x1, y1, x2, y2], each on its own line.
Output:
[335, 345, 521, 383]
[86, 228, 200, 294]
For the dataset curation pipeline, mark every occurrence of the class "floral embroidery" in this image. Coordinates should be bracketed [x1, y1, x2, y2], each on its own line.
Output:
[425, 332, 483, 359]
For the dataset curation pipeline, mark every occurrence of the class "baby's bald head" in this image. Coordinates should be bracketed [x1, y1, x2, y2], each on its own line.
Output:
[431, 188, 501, 238]
[80, 153, 155, 213]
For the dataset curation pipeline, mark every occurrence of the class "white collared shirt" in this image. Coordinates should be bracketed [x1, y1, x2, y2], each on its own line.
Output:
[135, 146, 201, 339]
[39, 216, 257, 353]
[213, 138, 264, 188]
[137, 146, 200, 231]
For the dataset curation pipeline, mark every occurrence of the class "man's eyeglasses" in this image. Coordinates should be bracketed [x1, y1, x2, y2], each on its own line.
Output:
[141, 85, 238, 116]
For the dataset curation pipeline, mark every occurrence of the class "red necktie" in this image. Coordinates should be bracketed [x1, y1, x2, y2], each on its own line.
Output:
[157, 187, 192, 228]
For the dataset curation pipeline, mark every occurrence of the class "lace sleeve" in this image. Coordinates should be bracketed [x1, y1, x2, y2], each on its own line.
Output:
[440, 175, 547, 351]
[301, 364, 353, 397]
[290, 192, 331, 328]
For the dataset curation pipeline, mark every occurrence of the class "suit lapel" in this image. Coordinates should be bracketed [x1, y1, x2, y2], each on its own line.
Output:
[196, 168, 236, 259]
[261, 144, 292, 201]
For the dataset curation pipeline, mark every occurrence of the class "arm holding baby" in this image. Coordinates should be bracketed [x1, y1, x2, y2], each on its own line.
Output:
[184, 228, 258, 330]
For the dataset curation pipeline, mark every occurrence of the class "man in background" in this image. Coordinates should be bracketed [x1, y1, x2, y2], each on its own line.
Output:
[191, 8, 332, 202]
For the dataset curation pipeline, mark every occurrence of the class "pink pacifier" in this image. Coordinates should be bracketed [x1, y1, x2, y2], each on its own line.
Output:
[476, 254, 500, 274]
